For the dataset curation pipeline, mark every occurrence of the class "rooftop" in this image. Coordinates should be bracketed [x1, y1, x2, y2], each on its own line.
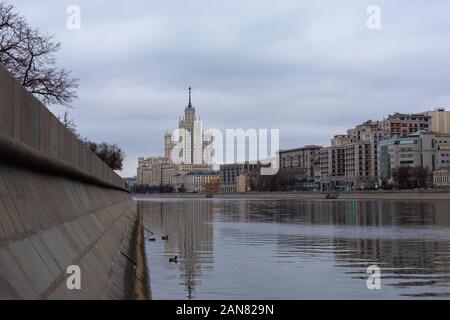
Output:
[279, 145, 323, 153]
[386, 112, 432, 120]
[186, 171, 219, 176]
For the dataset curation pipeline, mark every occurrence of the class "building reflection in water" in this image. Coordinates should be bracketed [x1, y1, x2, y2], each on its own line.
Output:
[140, 200, 214, 299]
[140, 199, 450, 299]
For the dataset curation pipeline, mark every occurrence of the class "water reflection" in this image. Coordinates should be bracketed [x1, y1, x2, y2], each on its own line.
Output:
[140, 201, 214, 299]
[140, 199, 450, 299]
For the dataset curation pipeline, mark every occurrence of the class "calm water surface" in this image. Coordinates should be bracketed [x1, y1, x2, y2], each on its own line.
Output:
[139, 198, 450, 299]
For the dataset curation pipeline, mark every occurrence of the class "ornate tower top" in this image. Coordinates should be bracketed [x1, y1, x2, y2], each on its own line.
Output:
[188, 87, 192, 108]
[183, 86, 196, 128]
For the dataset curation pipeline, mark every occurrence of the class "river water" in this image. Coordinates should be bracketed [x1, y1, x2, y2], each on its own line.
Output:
[139, 198, 450, 299]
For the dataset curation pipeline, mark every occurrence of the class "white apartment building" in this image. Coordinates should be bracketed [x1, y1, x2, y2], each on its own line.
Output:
[378, 132, 450, 187]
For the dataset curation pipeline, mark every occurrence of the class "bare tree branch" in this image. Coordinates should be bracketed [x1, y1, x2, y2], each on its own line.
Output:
[0, 1, 78, 106]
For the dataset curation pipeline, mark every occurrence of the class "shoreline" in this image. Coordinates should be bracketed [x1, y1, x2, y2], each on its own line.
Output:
[133, 190, 450, 200]
[133, 190, 450, 201]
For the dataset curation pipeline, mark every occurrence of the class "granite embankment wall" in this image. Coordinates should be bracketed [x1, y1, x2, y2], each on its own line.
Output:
[0, 64, 148, 299]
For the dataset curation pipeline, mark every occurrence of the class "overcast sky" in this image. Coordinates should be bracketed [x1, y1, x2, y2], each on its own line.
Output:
[11, 0, 450, 177]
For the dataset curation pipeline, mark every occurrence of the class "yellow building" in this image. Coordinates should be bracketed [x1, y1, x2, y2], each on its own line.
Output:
[136, 156, 174, 186]
[184, 171, 219, 193]
[425, 108, 450, 134]
[236, 175, 250, 193]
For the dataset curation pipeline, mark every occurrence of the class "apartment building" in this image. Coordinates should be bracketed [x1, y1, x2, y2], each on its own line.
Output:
[136, 156, 175, 186]
[137, 157, 153, 185]
[220, 162, 260, 192]
[279, 145, 322, 189]
[184, 171, 219, 193]
[346, 121, 391, 189]
[379, 112, 431, 136]
[344, 142, 372, 189]
[172, 164, 213, 191]
[320, 141, 346, 191]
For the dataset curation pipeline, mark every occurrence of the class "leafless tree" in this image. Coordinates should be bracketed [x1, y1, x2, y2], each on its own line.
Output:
[392, 166, 431, 189]
[85, 140, 125, 171]
[58, 111, 78, 137]
[56, 109, 124, 171]
[0, 2, 78, 105]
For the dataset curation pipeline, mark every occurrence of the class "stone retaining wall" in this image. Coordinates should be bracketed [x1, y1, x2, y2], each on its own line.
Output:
[0, 64, 124, 189]
[0, 63, 146, 299]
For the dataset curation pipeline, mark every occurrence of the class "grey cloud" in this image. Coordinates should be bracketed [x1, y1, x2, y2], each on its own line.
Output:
[12, 0, 450, 176]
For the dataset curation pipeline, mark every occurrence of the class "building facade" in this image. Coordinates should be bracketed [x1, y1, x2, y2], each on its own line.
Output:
[424, 108, 450, 134]
[319, 144, 346, 191]
[279, 145, 322, 187]
[173, 164, 214, 192]
[379, 112, 431, 136]
[203, 178, 220, 193]
[377, 132, 450, 187]
[183, 171, 219, 193]
[136, 156, 174, 186]
[319, 120, 392, 190]
[137, 157, 153, 185]
[433, 169, 450, 189]
[344, 121, 390, 189]
[344, 141, 372, 189]
[236, 175, 251, 193]
[219, 163, 260, 192]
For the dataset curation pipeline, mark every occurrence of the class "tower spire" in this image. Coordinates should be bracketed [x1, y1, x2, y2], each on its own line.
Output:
[188, 87, 192, 108]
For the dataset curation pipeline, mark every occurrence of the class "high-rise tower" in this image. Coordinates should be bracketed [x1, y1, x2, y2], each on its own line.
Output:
[164, 87, 213, 165]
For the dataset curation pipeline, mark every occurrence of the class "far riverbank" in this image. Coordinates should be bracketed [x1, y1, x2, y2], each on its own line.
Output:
[133, 190, 450, 201]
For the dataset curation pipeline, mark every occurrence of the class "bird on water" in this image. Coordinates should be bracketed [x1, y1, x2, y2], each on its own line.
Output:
[162, 235, 169, 240]
[169, 256, 178, 263]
